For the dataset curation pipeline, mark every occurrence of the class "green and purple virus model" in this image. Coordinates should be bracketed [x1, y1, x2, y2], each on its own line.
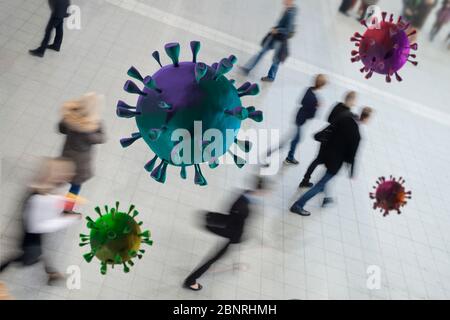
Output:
[80, 202, 153, 275]
[117, 41, 263, 186]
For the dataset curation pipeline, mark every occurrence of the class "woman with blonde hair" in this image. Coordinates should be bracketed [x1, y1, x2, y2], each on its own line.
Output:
[59, 92, 106, 213]
[0, 158, 81, 285]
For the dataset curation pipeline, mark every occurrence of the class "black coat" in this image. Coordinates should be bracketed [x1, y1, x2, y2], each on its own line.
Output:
[328, 102, 352, 123]
[205, 193, 251, 244]
[49, 0, 71, 19]
[322, 116, 361, 176]
[296, 87, 319, 126]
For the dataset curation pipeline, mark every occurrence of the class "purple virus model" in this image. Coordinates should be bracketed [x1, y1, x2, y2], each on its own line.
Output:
[117, 41, 263, 186]
[351, 12, 418, 82]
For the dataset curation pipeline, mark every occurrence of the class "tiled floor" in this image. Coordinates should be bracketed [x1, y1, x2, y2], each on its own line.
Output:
[1, 0, 450, 300]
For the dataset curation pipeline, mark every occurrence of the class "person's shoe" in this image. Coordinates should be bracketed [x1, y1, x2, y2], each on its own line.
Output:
[322, 197, 334, 208]
[29, 48, 45, 57]
[183, 282, 203, 291]
[239, 66, 250, 76]
[47, 272, 65, 286]
[63, 210, 82, 217]
[284, 157, 299, 165]
[47, 44, 61, 52]
[299, 180, 314, 188]
[290, 205, 311, 216]
[261, 76, 275, 82]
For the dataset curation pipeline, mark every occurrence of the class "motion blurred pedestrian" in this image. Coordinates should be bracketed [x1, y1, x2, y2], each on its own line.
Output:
[0, 158, 81, 285]
[183, 176, 267, 291]
[430, 0, 450, 41]
[58, 92, 106, 213]
[240, 0, 297, 82]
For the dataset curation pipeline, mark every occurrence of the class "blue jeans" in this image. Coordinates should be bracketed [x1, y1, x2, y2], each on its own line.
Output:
[293, 172, 334, 209]
[287, 126, 301, 160]
[244, 40, 281, 80]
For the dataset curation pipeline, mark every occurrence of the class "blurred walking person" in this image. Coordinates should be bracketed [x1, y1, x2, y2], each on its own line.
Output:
[0, 158, 81, 285]
[358, 0, 380, 20]
[240, 0, 297, 82]
[290, 108, 373, 217]
[58, 92, 106, 213]
[183, 177, 267, 291]
[299, 91, 358, 188]
[285, 74, 328, 165]
[402, 0, 437, 41]
[430, 0, 450, 41]
[29, 0, 71, 57]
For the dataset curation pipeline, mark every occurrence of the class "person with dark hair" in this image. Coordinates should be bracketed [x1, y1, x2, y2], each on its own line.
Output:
[299, 91, 357, 188]
[240, 0, 297, 82]
[285, 74, 328, 165]
[183, 177, 267, 291]
[430, 0, 450, 41]
[339, 0, 357, 16]
[29, 0, 71, 57]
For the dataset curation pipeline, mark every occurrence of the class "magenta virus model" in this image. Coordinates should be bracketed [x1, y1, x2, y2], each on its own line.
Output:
[350, 12, 418, 82]
[370, 176, 412, 217]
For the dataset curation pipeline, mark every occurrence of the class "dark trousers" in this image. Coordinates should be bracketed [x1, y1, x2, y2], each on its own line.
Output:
[38, 16, 64, 52]
[303, 157, 323, 182]
[339, 0, 356, 13]
[184, 241, 231, 286]
[287, 126, 302, 160]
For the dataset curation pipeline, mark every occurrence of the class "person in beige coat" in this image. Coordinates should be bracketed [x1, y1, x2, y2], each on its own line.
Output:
[58, 92, 106, 212]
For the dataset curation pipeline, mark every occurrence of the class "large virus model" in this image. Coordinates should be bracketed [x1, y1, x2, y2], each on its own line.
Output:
[80, 202, 153, 275]
[117, 41, 263, 186]
[350, 12, 418, 82]
[370, 176, 412, 216]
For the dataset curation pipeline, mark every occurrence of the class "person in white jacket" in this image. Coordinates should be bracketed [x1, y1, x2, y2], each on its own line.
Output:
[0, 158, 82, 285]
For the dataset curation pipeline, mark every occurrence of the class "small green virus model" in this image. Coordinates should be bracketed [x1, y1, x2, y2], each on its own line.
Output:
[79, 202, 153, 275]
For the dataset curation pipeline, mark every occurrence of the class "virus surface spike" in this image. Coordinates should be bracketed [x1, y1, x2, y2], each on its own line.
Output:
[180, 166, 187, 179]
[124, 80, 146, 96]
[214, 58, 233, 80]
[83, 252, 95, 263]
[144, 155, 158, 172]
[410, 43, 418, 51]
[228, 55, 237, 65]
[127, 204, 135, 215]
[211, 62, 218, 70]
[152, 51, 163, 67]
[228, 150, 246, 168]
[194, 164, 207, 186]
[246, 106, 256, 113]
[408, 60, 418, 66]
[237, 82, 251, 92]
[238, 83, 260, 97]
[235, 138, 252, 153]
[100, 262, 107, 275]
[95, 206, 102, 217]
[225, 106, 249, 120]
[143, 76, 162, 93]
[190, 41, 201, 63]
[120, 132, 142, 148]
[127, 66, 144, 82]
[195, 63, 208, 83]
[117, 100, 136, 110]
[123, 263, 130, 273]
[164, 42, 181, 67]
[117, 105, 140, 118]
[395, 72, 403, 82]
[248, 110, 263, 122]
[151, 160, 168, 183]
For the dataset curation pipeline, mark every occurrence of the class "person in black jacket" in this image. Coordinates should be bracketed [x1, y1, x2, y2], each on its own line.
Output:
[29, 0, 71, 57]
[285, 74, 328, 165]
[299, 91, 357, 188]
[290, 106, 371, 217]
[183, 177, 267, 291]
[240, 0, 297, 82]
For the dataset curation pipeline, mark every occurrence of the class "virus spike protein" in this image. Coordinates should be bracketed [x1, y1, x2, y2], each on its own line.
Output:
[351, 12, 418, 82]
[117, 41, 263, 186]
[370, 176, 412, 217]
[80, 202, 153, 275]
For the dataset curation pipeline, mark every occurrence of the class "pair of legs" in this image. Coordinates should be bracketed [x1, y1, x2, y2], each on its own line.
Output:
[30, 16, 64, 56]
[286, 125, 302, 162]
[184, 240, 232, 290]
[243, 40, 282, 81]
[430, 21, 446, 41]
[64, 183, 81, 212]
[291, 172, 335, 215]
